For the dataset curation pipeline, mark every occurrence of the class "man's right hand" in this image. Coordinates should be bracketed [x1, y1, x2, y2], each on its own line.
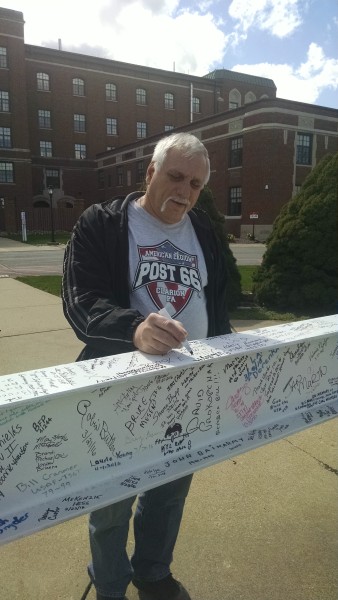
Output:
[133, 312, 188, 355]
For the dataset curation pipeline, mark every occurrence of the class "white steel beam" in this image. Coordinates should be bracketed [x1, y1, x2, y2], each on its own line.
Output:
[0, 315, 337, 545]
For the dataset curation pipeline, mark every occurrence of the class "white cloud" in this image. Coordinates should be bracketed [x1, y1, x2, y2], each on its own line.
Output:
[228, 0, 303, 38]
[232, 43, 338, 104]
[17, 0, 228, 75]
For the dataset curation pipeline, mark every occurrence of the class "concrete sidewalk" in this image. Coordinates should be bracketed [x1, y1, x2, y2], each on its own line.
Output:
[0, 277, 337, 600]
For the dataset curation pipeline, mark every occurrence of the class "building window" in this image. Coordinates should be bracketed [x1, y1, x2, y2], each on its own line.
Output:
[0, 127, 11, 148]
[228, 187, 242, 216]
[245, 91, 256, 103]
[37, 72, 50, 91]
[75, 143, 86, 159]
[73, 78, 85, 96]
[0, 47, 8, 68]
[40, 141, 53, 157]
[164, 92, 174, 110]
[296, 133, 312, 165]
[46, 168, 60, 189]
[137, 121, 147, 139]
[106, 83, 117, 101]
[164, 125, 174, 132]
[74, 113, 86, 132]
[136, 88, 147, 105]
[137, 160, 145, 184]
[0, 91, 9, 112]
[0, 161, 13, 183]
[192, 96, 200, 113]
[106, 117, 117, 135]
[98, 170, 105, 189]
[229, 137, 243, 168]
[38, 109, 51, 128]
[229, 88, 241, 110]
[117, 166, 123, 186]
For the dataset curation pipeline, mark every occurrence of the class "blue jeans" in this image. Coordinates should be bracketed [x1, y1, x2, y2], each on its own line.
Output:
[88, 474, 193, 598]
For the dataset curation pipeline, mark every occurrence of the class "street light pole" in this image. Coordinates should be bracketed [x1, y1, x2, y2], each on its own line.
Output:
[48, 186, 55, 243]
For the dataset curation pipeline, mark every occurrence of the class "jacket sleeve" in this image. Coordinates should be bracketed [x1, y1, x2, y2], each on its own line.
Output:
[62, 205, 144, 356]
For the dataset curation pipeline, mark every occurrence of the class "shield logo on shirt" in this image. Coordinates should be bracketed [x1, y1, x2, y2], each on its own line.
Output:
[132, 240, 201, 317]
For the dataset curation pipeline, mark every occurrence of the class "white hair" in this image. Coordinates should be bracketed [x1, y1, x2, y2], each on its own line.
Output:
[152, 132, 210, 185]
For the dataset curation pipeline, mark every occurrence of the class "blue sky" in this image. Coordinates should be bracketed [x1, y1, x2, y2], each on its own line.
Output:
[3, 0, 338, 108]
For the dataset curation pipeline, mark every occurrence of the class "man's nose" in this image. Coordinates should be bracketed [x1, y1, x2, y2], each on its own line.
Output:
[176, 179, 190, 198]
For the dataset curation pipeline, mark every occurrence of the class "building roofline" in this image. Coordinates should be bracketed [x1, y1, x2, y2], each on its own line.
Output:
[96, 96, 338, 162]
[24, 43, 221, 84]
[204, 68, 276, 90]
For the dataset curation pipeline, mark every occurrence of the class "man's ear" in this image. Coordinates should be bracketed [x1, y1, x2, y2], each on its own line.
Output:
[146, 162, 155, 185]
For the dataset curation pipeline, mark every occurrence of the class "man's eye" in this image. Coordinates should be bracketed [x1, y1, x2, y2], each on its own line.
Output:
[191, 182, 202, 189]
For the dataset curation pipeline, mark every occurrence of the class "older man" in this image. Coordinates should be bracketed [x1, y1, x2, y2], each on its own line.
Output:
[62, 132, 231, 600]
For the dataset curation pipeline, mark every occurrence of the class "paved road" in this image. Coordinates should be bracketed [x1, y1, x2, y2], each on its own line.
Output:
[0, 241, 265, 276]
[0, 247, 66, 276]
[232, 243, 265, 265]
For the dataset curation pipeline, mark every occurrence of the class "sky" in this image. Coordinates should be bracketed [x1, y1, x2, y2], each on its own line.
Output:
[3, 0, 338, 109]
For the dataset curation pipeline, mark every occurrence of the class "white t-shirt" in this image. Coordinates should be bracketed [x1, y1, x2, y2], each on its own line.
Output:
[128, 200, 208, 341]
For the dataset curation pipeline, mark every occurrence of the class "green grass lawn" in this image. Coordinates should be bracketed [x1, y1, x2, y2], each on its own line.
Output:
[16, 270, 310, 322]
[17, 275, 62, 297]
[238, 265, 257, 292]
[8, 232, 70, 245]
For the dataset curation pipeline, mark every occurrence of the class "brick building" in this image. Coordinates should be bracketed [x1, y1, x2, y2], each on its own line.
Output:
[0, 7, 337, 238]
[102, 97, 337, 239]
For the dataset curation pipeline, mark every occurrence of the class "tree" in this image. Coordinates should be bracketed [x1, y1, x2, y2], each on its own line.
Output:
[197, 186, 242, 310]
[253, 153, 338, 315]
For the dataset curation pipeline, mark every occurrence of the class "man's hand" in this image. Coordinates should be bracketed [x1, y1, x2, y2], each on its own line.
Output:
[133, 312, 188, 354]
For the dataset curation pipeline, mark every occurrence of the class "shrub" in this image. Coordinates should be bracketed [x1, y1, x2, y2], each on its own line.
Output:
[253, 153, 338, 315]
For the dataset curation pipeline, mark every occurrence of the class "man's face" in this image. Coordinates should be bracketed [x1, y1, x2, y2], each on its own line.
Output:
[142, 148, 208, 224]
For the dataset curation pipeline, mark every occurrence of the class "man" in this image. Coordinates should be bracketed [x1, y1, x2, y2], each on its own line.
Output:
[62, 132, 231, 600]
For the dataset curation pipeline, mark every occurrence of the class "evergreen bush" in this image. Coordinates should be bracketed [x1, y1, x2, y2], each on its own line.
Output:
[253, 153, 338, 315]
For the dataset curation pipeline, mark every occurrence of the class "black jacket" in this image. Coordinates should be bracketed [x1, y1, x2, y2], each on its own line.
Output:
[62, 192, 231, 361]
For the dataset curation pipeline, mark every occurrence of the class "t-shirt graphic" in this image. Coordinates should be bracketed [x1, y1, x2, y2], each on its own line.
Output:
[131, 240, 202, 317]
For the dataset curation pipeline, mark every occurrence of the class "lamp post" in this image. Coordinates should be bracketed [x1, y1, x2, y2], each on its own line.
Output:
[48, 186, 55, 243]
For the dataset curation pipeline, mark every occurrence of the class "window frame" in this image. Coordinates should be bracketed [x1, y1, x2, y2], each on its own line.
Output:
[74, 113, 86, 133]
[46, 168, 60, 189]
[38, 109, 51, 129]
[228, 186, 242, 216]
[37, 72, 50, 92]
[136, 88, 147, 105]
[164, 92, 174, 110]
[0, 161, 14, 183]
[73, 78, 85, 96]
[229, 136, 243, 168]
[136, 121, 147, 139]
[105, 83, 117, 101]
[296, 132, 312, 165]
[106, 117, 117, 136]
[0, 90, 9, 112]
[39, 140, 53, 157]
[0, 47, 8, 69]
[137, 160, 145, 184]
[192, 96, 200, 114]
[0, 126, 11, 148]
[74, 143, 87, 159]
[116, 165, 124, 186]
